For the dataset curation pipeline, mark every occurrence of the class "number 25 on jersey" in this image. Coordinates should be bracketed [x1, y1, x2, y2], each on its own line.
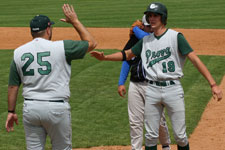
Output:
[21, 52, 51, 76]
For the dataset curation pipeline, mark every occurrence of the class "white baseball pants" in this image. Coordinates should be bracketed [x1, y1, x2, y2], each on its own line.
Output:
[23, 100, 72, 150]
[144, 80, 189, 147]
[128, 81, 171, 150]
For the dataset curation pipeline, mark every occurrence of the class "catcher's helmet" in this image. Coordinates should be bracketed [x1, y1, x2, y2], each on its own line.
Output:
[144, 2, 167, 25]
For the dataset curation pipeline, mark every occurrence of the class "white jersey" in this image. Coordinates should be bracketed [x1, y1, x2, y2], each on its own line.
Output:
[13, 38, 72, 100]
[141, 29, 186, 81]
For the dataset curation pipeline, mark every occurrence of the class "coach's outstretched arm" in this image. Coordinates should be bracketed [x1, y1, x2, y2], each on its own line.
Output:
[61, 4, 97, 52]
[90, 49, 135, 61]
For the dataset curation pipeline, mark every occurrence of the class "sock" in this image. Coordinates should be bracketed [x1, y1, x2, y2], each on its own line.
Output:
[177, 143, 189, 150]
[145, 145, 157, 150]
[162, 145, 170, 148]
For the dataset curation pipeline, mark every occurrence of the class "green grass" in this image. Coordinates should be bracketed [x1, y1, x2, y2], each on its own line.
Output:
[169, 56, 225, 139]
[0, 50, 225, 149]
[0, 0, 225, 28]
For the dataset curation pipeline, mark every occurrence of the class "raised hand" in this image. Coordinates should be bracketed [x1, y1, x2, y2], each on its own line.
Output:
[60, 4, 78, 24]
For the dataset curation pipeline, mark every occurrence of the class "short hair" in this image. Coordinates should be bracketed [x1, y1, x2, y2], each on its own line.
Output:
[31, 29, 46, 38]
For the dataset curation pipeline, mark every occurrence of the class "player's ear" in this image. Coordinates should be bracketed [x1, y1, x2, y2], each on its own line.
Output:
[46, 27, 50, 35]
[46, 27, 53, 40]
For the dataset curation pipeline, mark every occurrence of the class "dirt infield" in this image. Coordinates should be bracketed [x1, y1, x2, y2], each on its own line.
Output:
[1, 27, 225, 150]
[0, 27, 225, 56]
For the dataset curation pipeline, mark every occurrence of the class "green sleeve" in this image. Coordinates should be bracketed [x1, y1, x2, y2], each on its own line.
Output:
[178, 33, 193, 55]
[131, 39, 143, 56]
[63, 40, 89, 64]
[8, 60, 21, 86]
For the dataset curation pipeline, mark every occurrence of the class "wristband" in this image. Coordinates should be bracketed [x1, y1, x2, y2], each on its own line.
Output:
[210, 83, 217, 88]
[8, 110, 15, 113]
[121, 51, 127, 61]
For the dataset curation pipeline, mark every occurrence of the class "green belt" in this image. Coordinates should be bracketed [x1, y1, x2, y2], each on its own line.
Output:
[148, 80, 175, 86]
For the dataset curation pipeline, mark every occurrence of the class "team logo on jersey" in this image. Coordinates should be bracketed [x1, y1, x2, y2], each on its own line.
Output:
[145, 47, 171, 68]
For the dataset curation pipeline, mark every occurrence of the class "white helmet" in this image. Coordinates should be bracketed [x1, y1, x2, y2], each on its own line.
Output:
[142, 14, 150, 26]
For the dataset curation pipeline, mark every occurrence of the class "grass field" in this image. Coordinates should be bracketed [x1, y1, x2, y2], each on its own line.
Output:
[0, 0, 225, 28]
[0, 50, 225, 149]
[0, 0, 225, 149]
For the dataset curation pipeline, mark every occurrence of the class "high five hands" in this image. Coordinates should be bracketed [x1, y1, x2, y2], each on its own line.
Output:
[61, 4, 78, 24]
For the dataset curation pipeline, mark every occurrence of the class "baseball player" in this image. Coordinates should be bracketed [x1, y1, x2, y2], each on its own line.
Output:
[5, 4, 97, 150]
[90, 2, 223, 150]
[118, 15, 171, 150]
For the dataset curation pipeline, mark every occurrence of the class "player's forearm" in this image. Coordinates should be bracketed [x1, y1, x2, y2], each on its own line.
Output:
[197, 62, 216, 85]
[91, 49, 135, 61]
[71, 20, 97, 52]
[104, 52, 124, 61]
[118, 61, 130, 85]
[105, 50, 135, 61]
[188, 52, 216, 86]
[8, 86, 19, 112]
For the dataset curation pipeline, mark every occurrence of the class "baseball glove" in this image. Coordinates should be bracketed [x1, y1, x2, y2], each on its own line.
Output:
[129, 19, 143, 37]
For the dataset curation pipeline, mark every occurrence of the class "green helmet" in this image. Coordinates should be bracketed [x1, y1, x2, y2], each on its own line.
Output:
[144, 2, 168, 25]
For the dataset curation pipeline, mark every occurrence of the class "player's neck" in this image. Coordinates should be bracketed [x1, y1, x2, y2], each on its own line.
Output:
[43, 34, 51, 40]
[154, 26, 167, 36]
[33, 37, 49, 40]
[32, 34, 50, 40]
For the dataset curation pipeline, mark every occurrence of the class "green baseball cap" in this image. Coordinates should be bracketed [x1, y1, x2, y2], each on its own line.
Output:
[30, 14, 55, 32]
